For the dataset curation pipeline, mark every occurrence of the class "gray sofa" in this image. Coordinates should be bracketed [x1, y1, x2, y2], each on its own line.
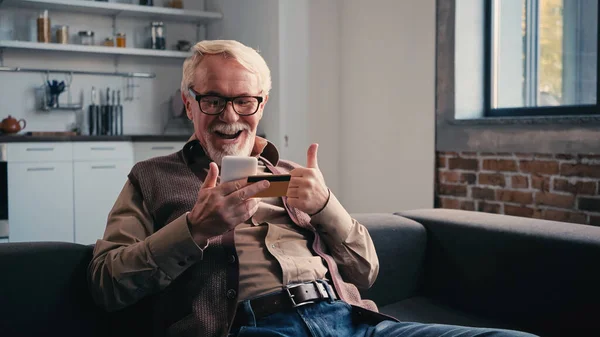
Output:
[1, 209, 599, 337]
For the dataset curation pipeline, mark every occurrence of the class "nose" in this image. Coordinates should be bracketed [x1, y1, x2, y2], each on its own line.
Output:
[219, 101, 239, 123]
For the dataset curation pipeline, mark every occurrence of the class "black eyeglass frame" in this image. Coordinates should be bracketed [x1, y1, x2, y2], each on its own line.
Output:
[188, 88, 264, 116]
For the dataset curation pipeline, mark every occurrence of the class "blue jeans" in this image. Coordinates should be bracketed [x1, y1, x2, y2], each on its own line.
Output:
[230, 297, 538, 337]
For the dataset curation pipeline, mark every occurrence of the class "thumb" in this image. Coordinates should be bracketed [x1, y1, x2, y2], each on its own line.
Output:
[307, 143, 319, 169]
[201, 162, 219, 189]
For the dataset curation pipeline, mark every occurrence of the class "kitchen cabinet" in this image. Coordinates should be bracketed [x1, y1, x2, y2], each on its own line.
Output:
[133, 141, 185, 163]
[73, 142, 133, 245]
[73, 160, 132, 245]
[0, 238, 8, 243]
[8, 161, 74, 243]
[4, 140, 183, 243]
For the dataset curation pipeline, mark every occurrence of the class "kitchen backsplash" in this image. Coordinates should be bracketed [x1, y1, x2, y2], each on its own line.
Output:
[0, 0, 204, 135]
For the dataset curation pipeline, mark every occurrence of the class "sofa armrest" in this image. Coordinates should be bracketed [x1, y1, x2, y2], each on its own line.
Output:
[398, 209, 600, 337]
[352, 213, 427, 307]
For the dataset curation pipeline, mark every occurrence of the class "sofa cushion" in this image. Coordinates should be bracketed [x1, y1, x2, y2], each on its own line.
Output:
[0, 242, 109, 337]
[353, 213, 427, 307]
[380, 296, 513, 330]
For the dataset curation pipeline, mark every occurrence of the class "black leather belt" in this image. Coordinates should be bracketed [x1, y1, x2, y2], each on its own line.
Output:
[233, 281, 337, 327]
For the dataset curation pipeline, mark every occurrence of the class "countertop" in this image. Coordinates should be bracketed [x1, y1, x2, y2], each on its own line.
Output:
[0, 134, 191, 143]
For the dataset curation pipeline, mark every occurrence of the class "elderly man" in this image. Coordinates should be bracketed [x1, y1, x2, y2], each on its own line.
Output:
[88, 40, 536, 337]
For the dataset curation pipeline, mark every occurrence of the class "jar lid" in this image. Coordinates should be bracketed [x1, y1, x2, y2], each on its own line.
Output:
[78, 31, 94, 36]
[151, 21, 164, 26]
[116, 33, 126, 37]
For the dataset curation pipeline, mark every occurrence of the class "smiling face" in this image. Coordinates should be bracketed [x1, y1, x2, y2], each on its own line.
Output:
[184, 54, 267, 165]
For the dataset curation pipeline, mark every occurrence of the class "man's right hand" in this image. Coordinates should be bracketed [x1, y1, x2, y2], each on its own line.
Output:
[187, 162, 270, 244]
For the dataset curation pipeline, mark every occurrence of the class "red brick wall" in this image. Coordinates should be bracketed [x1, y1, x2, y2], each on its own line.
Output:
[436, 152, 600, 226]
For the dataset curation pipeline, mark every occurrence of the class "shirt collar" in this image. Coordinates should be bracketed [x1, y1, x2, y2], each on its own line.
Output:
[181, 134, 280, 168]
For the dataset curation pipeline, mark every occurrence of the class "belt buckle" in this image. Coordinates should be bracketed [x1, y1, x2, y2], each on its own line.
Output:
[285, 281, 324, 308]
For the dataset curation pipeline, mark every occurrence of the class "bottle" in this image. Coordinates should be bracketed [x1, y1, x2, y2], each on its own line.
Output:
[150, 22, 165, 50]
[37, 10, 51, 43]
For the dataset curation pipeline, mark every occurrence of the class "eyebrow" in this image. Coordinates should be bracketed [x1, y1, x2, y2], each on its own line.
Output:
[202, 90, 256, 97]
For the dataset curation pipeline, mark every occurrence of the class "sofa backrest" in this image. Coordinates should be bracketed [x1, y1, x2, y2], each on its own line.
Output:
[353, 213, 427, 307]
[0, 242, 109, 337]
[0, 214, 428, 335]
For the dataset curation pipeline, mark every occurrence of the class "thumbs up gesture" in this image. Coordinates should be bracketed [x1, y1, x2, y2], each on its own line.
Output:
[287, 143, 330, 215]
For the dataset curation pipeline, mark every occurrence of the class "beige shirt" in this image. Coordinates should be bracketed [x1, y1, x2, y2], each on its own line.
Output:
[89, 141, 379, 311]
[235, 164, 330, 300]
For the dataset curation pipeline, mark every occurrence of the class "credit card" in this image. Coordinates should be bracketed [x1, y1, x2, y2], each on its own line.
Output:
[247, 174, 291, 197]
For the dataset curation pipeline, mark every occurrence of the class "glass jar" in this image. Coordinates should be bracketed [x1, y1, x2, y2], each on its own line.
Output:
[116, 33, 126, 48]
[37, 10, 51, 43]
[78, 31, 95, 45]
[103, 37, 115, 47]
[56, 25, 68, 44]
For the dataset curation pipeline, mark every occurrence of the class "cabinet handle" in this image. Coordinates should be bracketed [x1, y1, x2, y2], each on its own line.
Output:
[151, 146, 175, 150]
[91, 165, 117, 170]
[90, 147, 116, 151]
[26, 147, 54, 152]
[27, 167, 55, 172]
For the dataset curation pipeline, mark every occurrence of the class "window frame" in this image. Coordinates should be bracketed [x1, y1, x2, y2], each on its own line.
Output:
[483, 0, 600, 117]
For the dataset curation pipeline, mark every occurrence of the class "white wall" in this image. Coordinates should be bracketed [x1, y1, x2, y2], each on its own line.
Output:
[307, 1, 341, 197]
[0, 0, 203, 135]
[206, 0, 282, 150]
[338, 0, 436, 213]
[209, 0, 435, 213]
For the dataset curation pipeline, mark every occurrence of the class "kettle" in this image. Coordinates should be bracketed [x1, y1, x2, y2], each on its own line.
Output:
[1, 115, 27, 134]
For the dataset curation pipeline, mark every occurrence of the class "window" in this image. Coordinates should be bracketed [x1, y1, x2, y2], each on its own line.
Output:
[485, 0, 599, 117]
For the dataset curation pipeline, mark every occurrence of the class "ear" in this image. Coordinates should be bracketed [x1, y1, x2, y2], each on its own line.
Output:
[258, 95, 269, 120]
[181, 91, 194, 120]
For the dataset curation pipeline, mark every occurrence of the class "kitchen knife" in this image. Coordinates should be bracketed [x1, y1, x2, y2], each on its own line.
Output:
[88, 87, 96, 135]
[103, 87, 110, 135]
[95, 92, 101, 136]
[117, 90, 123, 135]
[110, 90, 116, 135]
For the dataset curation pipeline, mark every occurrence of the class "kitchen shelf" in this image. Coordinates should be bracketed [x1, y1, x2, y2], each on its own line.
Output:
[0, 40, 191, 58]
[0, 0, 223, 24]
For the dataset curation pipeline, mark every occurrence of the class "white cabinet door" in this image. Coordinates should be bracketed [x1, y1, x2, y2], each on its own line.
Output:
[0, 238, 8, 243]
[73, 160, 132, 245]
[133, 142, 185, 163]
[8, 162, 74, 242]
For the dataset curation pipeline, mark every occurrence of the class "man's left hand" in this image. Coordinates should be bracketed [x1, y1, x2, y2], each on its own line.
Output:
[287, 143, 330, 215]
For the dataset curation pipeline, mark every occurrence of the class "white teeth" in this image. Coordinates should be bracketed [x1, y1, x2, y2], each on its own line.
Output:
[211, 124, 248, 135]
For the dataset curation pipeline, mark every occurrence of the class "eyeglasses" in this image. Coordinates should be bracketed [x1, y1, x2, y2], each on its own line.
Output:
[188, 88, 263, 116]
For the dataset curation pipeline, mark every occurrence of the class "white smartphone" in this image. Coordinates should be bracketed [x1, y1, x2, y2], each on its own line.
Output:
[220, 155, 258, 183]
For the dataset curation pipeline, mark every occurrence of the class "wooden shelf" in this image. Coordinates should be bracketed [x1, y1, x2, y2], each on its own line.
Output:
[0, 0, 223, 24]
[0, 40, 192, 58]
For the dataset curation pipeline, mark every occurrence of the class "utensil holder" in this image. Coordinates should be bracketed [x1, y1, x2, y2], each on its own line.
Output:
[38, 83, 83, 111]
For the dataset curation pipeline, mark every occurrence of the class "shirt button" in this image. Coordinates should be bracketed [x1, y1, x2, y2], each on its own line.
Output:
[228, 255, 236, 264]
[226, 289, 237, 299]
[177, 261, 186, 267]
